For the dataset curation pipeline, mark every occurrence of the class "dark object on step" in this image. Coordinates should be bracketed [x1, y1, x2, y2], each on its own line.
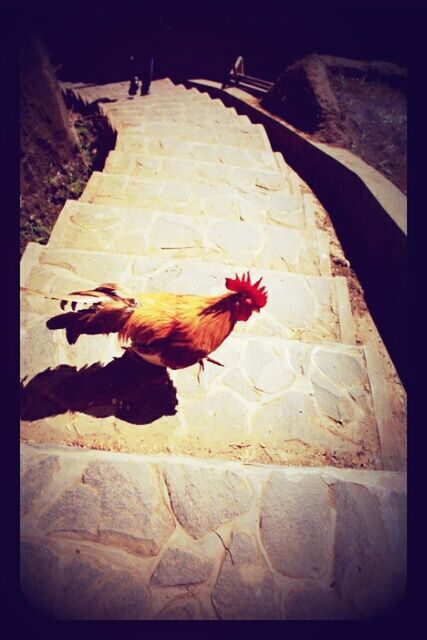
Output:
[128, 75, 139, 96]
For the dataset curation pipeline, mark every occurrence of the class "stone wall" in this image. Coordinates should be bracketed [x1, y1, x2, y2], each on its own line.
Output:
[21, 444, 406, 620]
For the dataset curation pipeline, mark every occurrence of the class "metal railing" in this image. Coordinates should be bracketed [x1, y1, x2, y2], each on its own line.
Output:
[222, 56, 273, 94]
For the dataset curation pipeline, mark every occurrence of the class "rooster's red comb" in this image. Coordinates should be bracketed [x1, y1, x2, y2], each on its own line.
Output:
[225, 271, 268, 308]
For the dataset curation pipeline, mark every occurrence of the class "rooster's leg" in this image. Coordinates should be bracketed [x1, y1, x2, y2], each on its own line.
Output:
[197, 357, 224, 383]
[197, 359, 205, 384]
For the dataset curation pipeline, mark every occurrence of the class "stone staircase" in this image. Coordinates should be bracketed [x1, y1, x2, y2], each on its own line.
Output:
[20, 78, 406, 620]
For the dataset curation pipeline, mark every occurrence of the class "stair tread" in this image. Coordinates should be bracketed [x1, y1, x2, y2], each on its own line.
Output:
[47, 200, 331, 276]
[116, 133, 283, 170]
[20, 306, 379, 469]
[80, 172, 309, 228]
[111, 121, 271, 150]
[61, 77, 175, 93]
[99, 98, 234, 114]
[67, 82, 214, 107]
[103, 149, 292, 193]
[106, 111, 254, 131]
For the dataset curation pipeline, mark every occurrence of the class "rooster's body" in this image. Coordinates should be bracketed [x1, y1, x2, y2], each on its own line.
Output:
[46, 273, 268, 371]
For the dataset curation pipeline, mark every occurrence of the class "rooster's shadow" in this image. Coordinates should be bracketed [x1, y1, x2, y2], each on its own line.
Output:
[20, 350, 178, 425]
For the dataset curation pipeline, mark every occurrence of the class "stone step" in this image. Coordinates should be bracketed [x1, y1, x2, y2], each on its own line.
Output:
[79, 172, 306, 228]
[20, 443, 406, 619]
[66, 78, 202, 98]
[61, 77, 176, 95]
[21, 311, 380, 469]
[116, 133, 283, 171]
[66, 77, 175, 88]
[105, 110, 253, 132]
[112, 121, 272, 150]
[22, 247, 354, 345]
[97, 96, 245, 120]
[103, 150, 292, 193]
[99, 98, 238, 116]
[65, 81, 208, 107]
[119, 91, 214, 107]
[47, 201, 331, 277]
[121, 88, 213, 106]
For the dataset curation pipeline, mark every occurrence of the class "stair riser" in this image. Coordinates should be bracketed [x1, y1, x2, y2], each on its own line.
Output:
[20, 442, 406, 620]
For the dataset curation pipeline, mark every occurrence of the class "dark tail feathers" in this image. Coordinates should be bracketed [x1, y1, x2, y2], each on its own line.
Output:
[46, 303, 132, 345]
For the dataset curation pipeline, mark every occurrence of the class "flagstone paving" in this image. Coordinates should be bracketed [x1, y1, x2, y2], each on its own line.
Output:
[99, 95, 236, 112]
[79, 172, 308, 227]
[115, 134, 286, 171]
[100, 103, 252, 128]
[47, 201, 331, 276]
[20, 78, 406, 620]
[20, 445, 406, 620]
[103, 150, 293, 192]
[112, 121, 271, 149]
[110, 112, 254, 130]
[21, 247, 353, 343]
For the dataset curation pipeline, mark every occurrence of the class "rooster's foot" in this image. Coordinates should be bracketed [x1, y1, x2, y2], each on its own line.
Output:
[197, 357, 224, 383]
[197, 360, 204, 383]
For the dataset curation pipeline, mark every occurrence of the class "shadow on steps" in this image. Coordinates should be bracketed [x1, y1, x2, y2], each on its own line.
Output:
[20, 350, 178, 425]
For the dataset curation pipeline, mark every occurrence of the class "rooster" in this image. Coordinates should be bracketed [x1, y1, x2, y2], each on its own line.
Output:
[45, 272, 268, 377]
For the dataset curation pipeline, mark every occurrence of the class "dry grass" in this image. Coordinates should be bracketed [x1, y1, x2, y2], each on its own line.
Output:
[20, 109, 106, 257]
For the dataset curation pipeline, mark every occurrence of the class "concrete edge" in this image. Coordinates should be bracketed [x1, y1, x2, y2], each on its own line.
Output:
[288, 169, 302, 196]
[20, 242, 44, 287]
[20, 442, 407, 488]
[257, 123, 274, 153]
[334, 277, 356, 344]
[317, 234, 332, 277]
[273, 151, 286, 174]
[303, 193, 316, 228]
[314, 141, 406, 234]
[363, 345, 407, 472]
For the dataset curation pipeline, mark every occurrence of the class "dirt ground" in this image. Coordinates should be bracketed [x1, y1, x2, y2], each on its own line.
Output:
[20, 108, 106, 257]
[262, 55, 407, 195]
[328, 73, 406, 194]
